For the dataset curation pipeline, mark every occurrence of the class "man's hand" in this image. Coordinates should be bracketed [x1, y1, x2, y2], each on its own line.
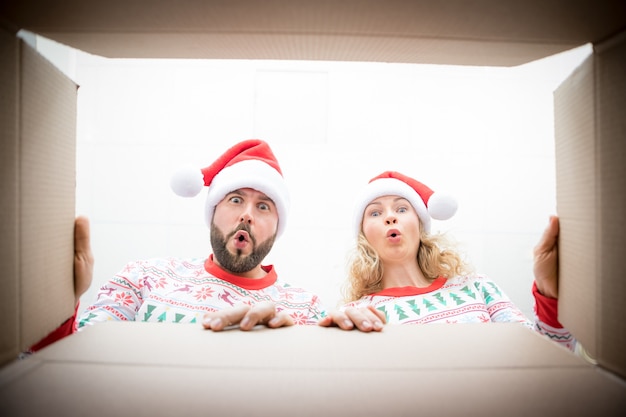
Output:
[74, 216, 94, 305]
[318, 305, 386, 332]
[202, 302, 294, 331]
[533, 215, 559, 299]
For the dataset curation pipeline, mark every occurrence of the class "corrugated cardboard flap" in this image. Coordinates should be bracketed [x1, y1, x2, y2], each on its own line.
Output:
[1, 0, 626, 66]
[0, 32, 77, 363]
[555, 28, 626, 379]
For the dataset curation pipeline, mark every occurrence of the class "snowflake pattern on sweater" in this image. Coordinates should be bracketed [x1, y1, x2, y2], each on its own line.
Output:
[342, 274, 577, 351]
[78, 255, 325, 329]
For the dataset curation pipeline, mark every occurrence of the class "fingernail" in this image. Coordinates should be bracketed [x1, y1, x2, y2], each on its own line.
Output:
[362, 320, 372, 330]
[240, 317, 250, 328]
[343, 320, 353, 328]
[373, 321, 383, 330]
[212, 318, 222, 328]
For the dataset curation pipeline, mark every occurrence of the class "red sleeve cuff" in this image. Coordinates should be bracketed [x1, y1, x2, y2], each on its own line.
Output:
[532, 282, 563, 328]
[28, 303, 79, 353]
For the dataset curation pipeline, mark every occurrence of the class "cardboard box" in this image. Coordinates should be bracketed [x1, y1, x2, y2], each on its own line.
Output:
[555, 29, 626, 379]
[0, 29, 77, 364]
[1, 0, 625, 65]
[0, 0, 625, 393]
[0, 323, 625, 416]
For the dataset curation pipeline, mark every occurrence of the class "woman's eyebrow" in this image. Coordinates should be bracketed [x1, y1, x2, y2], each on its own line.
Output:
[365, 201, 382, 209]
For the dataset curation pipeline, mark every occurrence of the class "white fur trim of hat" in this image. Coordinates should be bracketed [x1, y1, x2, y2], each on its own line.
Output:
[170, 139, 290, 238]
[353, 171, 457, 236]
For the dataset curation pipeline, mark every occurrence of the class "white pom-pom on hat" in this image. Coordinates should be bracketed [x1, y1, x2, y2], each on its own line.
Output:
[170, 139, 290, 238]
[428, 192, 458, 221]
[353, 171, 457, 236]
[170, 166, 204, 198]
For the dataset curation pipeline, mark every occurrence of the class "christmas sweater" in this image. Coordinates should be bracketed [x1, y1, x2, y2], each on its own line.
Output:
[342, 274, 577, 352]
[77, 255, 326, 329]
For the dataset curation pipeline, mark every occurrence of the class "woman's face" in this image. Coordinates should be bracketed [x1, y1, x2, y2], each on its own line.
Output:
[361, 195, 421, 264]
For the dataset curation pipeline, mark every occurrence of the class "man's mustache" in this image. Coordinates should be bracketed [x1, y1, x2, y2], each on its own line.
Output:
[228, 223, 256, 243]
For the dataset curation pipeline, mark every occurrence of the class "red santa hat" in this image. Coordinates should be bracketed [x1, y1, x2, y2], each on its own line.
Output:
[170, 139, 290, 237]
[354, 171, 457, 235]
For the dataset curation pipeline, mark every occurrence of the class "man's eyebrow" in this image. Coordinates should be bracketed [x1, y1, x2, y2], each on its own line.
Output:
[258, 194, 275, 204]
[227, 190, 245, 197]
[229, 189, 275, 204]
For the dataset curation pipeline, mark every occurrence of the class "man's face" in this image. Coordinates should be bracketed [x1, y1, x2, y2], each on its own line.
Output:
[210, 188, 278, 274]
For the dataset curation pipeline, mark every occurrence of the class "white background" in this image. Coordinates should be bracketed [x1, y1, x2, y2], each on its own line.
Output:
[33, 33, 590, 318]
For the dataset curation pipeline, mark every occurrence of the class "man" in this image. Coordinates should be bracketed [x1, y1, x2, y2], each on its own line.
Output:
[81, 139, 330, 330]
[30, 139, 378, 353]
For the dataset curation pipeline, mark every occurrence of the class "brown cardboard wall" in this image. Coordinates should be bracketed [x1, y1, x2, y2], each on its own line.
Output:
[554, 53, 597, 354]
[0, 29, 20, 366]
[20, 37, 77, 350]
[594, 30, 626, 377]
[1, 323, 625, 416]
[0, 32, 77, 365]
[555, 29, 626, 379]
[2, 0, 626, 65]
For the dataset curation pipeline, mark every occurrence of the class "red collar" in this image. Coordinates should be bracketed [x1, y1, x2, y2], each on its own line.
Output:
[371, 276, 447, 297]
[204, 254, 277, 290]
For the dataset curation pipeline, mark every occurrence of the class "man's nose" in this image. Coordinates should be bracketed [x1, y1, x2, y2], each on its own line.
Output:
[240, 206, 253, 224]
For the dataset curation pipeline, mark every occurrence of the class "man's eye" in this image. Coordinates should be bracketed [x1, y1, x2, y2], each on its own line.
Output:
[258, 203, 270, 211]
[230, 196, 242, 204]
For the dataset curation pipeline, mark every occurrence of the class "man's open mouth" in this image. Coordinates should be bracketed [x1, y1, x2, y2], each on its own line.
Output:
[234, 230, 249, 242]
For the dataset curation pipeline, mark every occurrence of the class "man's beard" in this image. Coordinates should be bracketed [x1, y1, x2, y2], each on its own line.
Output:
[210, 222, 276, 273]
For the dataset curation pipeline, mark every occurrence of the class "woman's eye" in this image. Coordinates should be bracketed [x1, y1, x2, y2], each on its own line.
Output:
[398, 207, 407, 213]
[369, 211, 380, 217]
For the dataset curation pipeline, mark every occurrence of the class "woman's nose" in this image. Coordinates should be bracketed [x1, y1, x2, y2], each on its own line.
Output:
[385, 213, 397, 225]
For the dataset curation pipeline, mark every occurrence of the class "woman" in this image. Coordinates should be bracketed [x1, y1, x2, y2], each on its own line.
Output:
[319, 171, 577, 353]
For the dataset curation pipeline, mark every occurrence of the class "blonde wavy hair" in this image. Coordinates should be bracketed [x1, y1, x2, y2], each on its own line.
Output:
[342, 221, 473, 303]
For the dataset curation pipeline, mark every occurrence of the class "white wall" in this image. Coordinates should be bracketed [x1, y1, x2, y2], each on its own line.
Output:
[33, 33, 591, 318]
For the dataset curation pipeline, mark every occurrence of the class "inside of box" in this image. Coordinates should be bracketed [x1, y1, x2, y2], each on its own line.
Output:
[1, 1, 625, 381]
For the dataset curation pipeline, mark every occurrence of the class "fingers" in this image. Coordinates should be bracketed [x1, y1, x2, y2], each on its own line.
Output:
[74, 216, 92, 255]
[264, 311, 294, 329]
[318, 307, 385, 332]
[533, 215, 559, 299]
[202, 302, 293, 331]
[535, 215, 559, 254]
[239, 302, 293, 330]
[367, 305, 387, 324]
[345, 307, 385, 332]
[74, 216, 94, 303]
[317, 310, 353, 330]
[202, 304, 251, 331]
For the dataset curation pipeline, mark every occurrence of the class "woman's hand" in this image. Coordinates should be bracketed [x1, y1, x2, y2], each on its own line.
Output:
[318, 305, 386, 332]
